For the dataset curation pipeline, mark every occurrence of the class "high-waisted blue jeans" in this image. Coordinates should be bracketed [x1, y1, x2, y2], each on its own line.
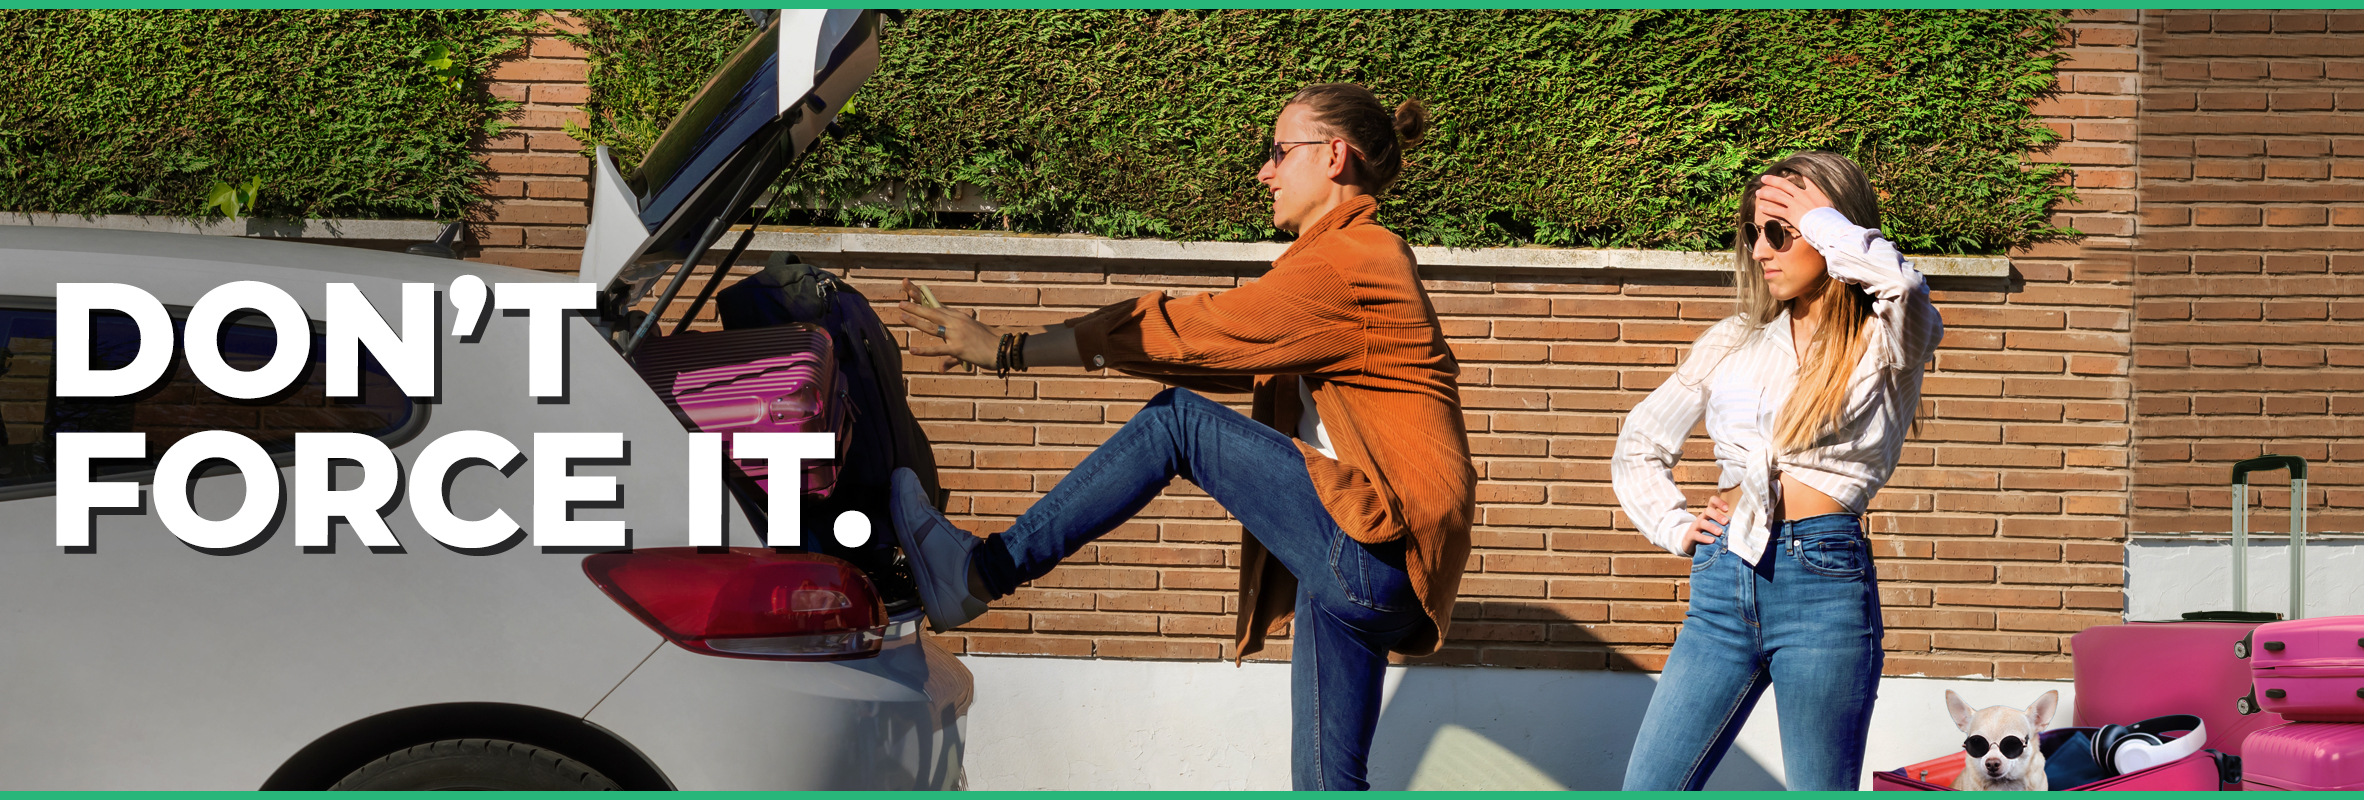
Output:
[972, 388, 1427, 790]
[1622, 513, 1884, 791]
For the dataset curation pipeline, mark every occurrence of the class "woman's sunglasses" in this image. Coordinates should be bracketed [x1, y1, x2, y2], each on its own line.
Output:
[1962, 735, 2027, 759]
[1740, 220, 1799, 252]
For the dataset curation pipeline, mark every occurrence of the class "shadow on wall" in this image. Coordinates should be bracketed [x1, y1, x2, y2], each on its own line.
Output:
[1364, 602, 1785, 791]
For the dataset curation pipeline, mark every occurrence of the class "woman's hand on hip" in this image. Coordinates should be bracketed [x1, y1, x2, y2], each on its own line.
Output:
[1756, 174, 1834, 231]
[895, 278, 1000, 372]
[1684, 494, 1732, 555]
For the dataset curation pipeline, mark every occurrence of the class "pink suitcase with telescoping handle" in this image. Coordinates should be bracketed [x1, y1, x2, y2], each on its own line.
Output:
[627, 322, 849, 496]
[2071, 455, 2311, 758]
[2233, 616, 2364, 790]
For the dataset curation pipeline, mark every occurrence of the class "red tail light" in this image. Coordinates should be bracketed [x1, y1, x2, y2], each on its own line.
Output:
[583, 548, 887, 660]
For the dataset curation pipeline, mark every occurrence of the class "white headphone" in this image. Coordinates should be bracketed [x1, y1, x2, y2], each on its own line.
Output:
[2091, 715, 2208, 776]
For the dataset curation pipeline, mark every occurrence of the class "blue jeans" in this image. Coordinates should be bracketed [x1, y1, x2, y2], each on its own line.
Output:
[1621, 513, 1884, 791]
[974, 388, 1426, 790]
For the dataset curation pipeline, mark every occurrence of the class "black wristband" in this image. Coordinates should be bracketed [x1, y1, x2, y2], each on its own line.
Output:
[994, 333, 1013, 379]
[1013, 331, 1030, 372]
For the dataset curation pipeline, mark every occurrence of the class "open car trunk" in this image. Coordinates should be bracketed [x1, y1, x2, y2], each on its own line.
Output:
[576, 10, 925, 613]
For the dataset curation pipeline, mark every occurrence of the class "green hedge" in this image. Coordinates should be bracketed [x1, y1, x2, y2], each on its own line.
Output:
[571, 10, 2075, 254]
[0, 10, 527, 220]
[562, 9, 760, 182]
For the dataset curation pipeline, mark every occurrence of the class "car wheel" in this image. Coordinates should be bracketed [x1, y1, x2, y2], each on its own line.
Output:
[329, 738, 621, 790]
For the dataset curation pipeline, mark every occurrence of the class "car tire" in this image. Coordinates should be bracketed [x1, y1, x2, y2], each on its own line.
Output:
[329, 738, 621, 790]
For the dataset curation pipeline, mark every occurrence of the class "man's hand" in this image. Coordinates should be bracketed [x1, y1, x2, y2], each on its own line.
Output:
[894, 278, 998, 372]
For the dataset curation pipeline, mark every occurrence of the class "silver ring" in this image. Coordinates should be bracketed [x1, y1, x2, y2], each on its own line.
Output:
[936, 324, 946, 338]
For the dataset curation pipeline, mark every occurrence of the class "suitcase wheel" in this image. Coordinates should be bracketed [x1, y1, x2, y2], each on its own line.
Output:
[2236, 689, 2259, 716]
[2235, 631, 2253, 659]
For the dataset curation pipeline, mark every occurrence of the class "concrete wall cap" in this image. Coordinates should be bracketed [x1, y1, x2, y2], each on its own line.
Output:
[2, 213, 448, 241]
[747, 225, 2011, 277]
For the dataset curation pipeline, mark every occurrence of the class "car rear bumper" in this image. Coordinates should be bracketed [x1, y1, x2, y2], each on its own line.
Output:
[584, 614, 970, 790]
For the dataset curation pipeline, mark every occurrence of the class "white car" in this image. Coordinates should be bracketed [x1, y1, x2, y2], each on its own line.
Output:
[0, 9, 969, 790]
[0, 223, 969, 790]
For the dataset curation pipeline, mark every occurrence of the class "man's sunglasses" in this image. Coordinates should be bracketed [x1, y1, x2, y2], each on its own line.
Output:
[1740, 220, 1800, 252]
[1963, 735, 2027, 760]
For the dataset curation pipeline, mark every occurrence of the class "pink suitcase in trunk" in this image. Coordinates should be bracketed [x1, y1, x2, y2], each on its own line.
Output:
[1873, 727, 2237, 791]
[2239, 616, 2364, 722]
[628, 323, 849, 497]
[2072, 455, 2310, 758]
[2241, 722, 2364, 790]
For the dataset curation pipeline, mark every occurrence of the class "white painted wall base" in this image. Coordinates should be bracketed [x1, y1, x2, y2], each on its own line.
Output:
[957, 656, 2073, 790]
[2124, 536, 2364, 620]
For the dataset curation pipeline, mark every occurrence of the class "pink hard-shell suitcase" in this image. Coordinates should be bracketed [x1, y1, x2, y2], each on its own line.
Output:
[2072, 455, 2309, 757]
[2241, 722, 2364, 790]
[2238, 616, 2364, 722]
[1873, 727, 2238, 791]
[628, 322, 849, 496]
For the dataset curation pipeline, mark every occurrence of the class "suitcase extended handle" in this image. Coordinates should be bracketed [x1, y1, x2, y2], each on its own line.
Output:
[2229, 454, 2308, 620]
[2231, 455, 2308, 484]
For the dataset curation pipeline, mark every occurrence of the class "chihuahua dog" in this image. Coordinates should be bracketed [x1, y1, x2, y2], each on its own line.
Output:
[1945, 689, 2058, 791]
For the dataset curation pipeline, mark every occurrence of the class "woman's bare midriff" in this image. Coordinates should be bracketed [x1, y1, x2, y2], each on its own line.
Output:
[1720, 475, 1848, 522]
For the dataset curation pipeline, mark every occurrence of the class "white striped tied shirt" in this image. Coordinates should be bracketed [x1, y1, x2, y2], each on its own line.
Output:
[1612, 207, 1945, 567]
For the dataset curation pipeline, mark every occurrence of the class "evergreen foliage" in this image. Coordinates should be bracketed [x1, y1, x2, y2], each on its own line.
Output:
[0, 10, 528, 220]
[572, 10, 2076, 254]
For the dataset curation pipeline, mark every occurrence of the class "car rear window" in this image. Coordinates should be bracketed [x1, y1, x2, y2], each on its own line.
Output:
[0, 305, 421, 495]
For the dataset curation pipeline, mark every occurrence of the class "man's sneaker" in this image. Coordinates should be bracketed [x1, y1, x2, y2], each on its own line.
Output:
[888, 468, 990, 632]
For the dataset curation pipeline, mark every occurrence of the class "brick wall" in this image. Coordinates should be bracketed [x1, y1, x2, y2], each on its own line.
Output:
[0, 336, 49, 456]
[467, 12, 593, 274]
[2132, 10, 2364, 536]
[472, 12, 2165, 680]
[782, 13, 2149, 678]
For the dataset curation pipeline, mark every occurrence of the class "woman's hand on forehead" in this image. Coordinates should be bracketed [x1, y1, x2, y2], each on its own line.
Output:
[1756, 174, 1835, 226]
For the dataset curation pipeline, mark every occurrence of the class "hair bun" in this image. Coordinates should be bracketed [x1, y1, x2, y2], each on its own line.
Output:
[1393, 98, 1430, 150]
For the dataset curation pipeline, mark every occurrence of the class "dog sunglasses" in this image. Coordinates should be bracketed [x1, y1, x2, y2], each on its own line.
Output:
[1963, 735, 2027, 759]
[1740, 220, 1800, 252]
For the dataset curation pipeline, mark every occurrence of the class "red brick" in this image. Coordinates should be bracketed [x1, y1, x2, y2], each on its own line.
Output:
[488, 59, 587, 83]
[1095, 639, 1223, 660]
[1548, 578, 1675, 602]
[480, 154, 588, 177]
[1935, 586, 2063, 608]
[1995, 659, 2076, 681]
[963, 635, 1092, 657]
[528, 36, 586, 60]
[1886, 656, 1994, 679]
[524, 227, 583, 248]
[1433, 295, 1549, 317]
[1934, 632, 2060, 654]
[1491, 319, 1619, 341]
[467, 249, 577, 272]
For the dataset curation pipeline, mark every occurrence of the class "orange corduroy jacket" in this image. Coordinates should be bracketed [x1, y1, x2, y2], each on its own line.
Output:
[1064, 195, 1477, 658]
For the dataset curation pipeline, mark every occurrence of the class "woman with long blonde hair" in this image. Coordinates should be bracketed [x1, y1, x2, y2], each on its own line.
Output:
[1613, 151, 1943, 790]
